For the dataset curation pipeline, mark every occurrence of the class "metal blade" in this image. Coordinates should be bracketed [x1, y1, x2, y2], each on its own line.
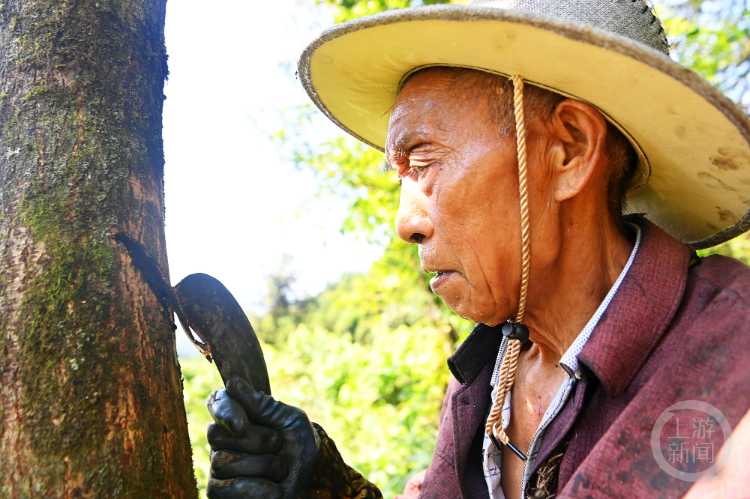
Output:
[174, 273, 271, 395]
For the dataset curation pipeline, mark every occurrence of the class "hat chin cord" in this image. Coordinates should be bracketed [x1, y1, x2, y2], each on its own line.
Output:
[485, 74, 532, 463]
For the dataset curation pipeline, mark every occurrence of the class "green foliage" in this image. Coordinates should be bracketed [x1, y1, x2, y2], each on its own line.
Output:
[697, 232, 750, 265]
[256, 255, 319, 346]
[182, 357, 223, 497]
[265, 324, 449, 494]
[656, 0, 750, 105]
[319, 0, 454, 23]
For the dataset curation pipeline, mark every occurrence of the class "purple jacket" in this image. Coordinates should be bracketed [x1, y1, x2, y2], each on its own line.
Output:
[419, 217, 750, 499]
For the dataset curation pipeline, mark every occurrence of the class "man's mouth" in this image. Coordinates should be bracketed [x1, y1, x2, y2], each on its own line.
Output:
[429, 270, 455, 290]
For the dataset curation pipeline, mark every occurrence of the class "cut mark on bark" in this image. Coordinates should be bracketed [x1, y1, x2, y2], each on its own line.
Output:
[114, 232, 211, 358]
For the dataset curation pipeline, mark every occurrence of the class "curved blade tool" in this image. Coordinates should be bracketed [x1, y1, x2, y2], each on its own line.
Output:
[174, 273, 271, 395]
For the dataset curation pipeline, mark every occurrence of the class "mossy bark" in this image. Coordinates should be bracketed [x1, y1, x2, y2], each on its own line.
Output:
[0, 0, 198, 497]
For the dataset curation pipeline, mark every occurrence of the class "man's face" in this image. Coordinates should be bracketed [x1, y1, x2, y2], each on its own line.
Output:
[386, 69, 531, 325]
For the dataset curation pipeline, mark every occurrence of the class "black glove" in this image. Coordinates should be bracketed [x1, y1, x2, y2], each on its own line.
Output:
[206, 376, 320, 499]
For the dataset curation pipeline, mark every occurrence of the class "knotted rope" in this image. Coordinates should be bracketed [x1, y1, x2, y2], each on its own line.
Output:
[485, 75, 531, 455]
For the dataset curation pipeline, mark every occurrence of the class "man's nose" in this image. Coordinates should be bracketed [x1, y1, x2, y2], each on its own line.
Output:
[395, 179, 434, 244]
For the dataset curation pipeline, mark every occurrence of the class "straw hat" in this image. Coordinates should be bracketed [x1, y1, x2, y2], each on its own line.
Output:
[298, 0, 750, 248]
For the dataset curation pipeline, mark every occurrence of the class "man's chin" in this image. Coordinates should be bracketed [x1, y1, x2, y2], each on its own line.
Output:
[435, 288, 502, 324]
[435, 292, 483, 324]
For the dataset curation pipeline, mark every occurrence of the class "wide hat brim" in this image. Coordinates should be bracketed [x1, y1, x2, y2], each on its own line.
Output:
[298, 5, 750, 248]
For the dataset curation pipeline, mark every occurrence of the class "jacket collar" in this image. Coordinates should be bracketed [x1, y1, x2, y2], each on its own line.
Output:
[577, 216, 692, 398]
[448, 323, 504, 385]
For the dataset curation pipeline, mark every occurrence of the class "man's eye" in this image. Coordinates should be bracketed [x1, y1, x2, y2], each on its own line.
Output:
[396, 165, 429, 184]
[410, 165, 429, 177]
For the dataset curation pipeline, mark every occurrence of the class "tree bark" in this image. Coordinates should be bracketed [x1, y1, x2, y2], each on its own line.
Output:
[0, 0, 197, 497]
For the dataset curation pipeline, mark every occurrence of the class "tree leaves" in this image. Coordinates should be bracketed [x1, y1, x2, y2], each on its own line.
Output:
[319, 0, 453, 23]
[658, 0, 750, 108]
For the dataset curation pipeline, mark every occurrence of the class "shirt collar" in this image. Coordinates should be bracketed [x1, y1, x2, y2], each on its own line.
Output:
[577, 216, 692, 398]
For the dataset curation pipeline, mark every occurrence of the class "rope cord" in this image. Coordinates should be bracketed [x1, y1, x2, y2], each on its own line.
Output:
[513, 74, 531, 324]
[485, 75, 531, 451]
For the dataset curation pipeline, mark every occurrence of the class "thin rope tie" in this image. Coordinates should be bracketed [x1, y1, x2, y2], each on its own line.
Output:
[514, 74, 531, 324]
[485, 75, 531, 454]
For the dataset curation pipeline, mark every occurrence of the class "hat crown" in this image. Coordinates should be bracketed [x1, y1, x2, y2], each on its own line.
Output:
[470, 0, 669, 54]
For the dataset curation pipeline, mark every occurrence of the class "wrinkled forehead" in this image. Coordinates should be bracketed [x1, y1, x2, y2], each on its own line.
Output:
[386, 69, 491, 154]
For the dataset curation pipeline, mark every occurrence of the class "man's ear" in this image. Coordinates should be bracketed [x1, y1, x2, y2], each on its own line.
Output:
[548, 99, 608, 202]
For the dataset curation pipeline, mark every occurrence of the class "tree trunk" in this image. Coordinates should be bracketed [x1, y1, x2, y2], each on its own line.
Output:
[0, 0, 198, 497]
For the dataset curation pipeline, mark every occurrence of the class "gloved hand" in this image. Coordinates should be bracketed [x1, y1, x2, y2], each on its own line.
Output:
[206, 376, 320, 499]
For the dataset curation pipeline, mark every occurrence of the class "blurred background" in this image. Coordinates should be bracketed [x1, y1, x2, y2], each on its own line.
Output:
[162, 0, 750, 496]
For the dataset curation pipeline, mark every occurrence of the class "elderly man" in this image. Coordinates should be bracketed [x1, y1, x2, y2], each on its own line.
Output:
[205, 1, 750, 498]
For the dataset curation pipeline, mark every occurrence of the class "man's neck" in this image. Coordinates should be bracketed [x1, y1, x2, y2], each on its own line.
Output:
[522, 211, 635, 365]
